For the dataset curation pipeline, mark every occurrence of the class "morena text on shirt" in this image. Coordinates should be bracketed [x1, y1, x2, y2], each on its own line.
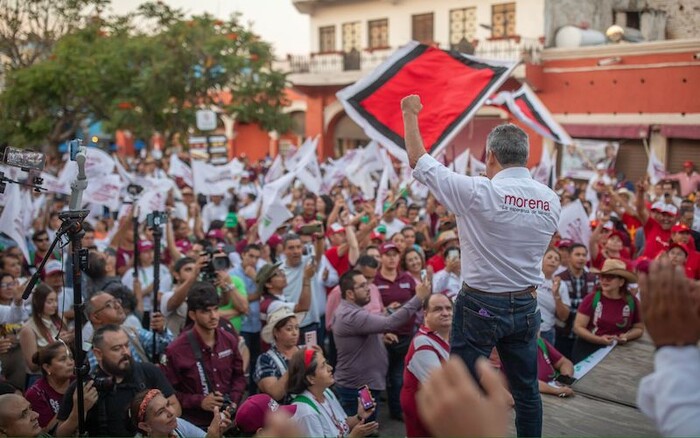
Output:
[503, 194, 551, 211]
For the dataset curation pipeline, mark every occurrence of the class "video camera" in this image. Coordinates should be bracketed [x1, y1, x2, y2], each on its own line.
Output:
[0, 147, 46, 194]
[200, 249, 231, 283]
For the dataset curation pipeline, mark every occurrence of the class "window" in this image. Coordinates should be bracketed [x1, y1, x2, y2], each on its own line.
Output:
[342, 21, 362, 52]
[491, 3, 516, 38]
[319, 26, 336, 53]
[412, 13, 434, 44]
[614, 11, 641, 30]
[368, 19, 389, 49]
[450, 7, 477, 51]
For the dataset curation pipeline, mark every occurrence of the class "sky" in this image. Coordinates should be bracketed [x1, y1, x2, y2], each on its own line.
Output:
[110, 0, 310, 56]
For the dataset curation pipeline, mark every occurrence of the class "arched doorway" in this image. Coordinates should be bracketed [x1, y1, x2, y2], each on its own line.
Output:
[331, 113, 369, 157]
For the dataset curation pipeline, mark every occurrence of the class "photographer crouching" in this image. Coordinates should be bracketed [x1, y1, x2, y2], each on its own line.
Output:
[55, 325, 180, 437]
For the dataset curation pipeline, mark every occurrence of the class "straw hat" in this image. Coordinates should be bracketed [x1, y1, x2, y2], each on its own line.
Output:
[261, 306, 297, 344]
[594, 259, 637, 283]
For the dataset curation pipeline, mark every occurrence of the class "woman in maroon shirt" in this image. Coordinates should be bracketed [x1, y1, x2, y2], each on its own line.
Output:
[572, 259, 644, 362]
[25, 342, 76, 432]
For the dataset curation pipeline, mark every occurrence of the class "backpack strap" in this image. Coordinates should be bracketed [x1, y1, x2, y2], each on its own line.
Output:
[592, 290, 601, 313]
[626, 294, 635, 313]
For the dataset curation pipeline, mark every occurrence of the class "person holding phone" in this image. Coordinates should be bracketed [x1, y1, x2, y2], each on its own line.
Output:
[534, 333, 575, 398]
[287, 348, 378, 437]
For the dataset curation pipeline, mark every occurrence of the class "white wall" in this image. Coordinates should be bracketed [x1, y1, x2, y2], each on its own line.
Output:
[307, 0, 545, 53]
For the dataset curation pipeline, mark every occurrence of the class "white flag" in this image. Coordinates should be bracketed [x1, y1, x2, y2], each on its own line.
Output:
[168, 154, 194, 188]
[469, 151, 486, 176]
[0, 183, 30, 262]
[60, 147, 115, 186]
[258, 171, 296, 243]
[379, 149, 399, 186]
[451, 149, 469, 175]
[114, 157, 135, 184]
[191, 158, 244, 196]
[532, 147, 556, 187]
[374, 163, 390, 216]
[83, 174, 123, 212]
[558, 200, 591, 255]
[238, 198, 260, 220]
[136, 188, 168, 223]
[41, 172, 71, 195]
[264, 154, 285, 184]
[646, 147, 666, 185]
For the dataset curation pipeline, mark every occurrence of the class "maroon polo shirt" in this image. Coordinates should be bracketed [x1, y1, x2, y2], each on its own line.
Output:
[374, 270, 416, 336]
[162, 326, 245, 428]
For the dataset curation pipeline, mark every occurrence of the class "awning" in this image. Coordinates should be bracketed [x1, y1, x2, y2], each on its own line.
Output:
[562, 124, 649, 139]
[659, 124, 700, 140]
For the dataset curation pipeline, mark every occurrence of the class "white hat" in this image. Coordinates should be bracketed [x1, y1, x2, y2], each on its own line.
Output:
[596, 163, 607, 170]
[261, 307, 297, 345]
[43, 260, 64, 276]
[662, 204, 678, 216]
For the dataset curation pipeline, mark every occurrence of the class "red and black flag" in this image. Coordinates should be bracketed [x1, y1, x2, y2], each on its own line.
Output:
[488, 84, 572, 145]
[337, 41, 518, 159]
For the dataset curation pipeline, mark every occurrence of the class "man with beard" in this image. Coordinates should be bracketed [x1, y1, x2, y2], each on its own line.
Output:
[55, 325, 179, 436]
[162, 282, 245, 429]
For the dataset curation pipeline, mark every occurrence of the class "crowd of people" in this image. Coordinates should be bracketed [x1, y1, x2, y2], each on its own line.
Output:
[0, 103, 699, 437]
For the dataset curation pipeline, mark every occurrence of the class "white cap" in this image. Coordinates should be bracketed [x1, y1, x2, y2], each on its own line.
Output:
[44, 260, 64, 276]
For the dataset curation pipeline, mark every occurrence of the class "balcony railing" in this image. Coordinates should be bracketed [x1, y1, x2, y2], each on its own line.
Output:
[285, 38, 543, 75]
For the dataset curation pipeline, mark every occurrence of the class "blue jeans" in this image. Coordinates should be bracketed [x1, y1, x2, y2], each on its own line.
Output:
[452, 286, 542, 437]
[540, 328, 555, 346]
[334, 385, 380, 423]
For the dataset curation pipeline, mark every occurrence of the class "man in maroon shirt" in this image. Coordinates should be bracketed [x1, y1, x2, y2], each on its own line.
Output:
[162, 282, 245, 429]
[373, 242, 416, 421]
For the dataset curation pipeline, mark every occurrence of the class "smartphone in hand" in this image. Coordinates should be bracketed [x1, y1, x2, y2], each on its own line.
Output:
[358, 385, 375, 410]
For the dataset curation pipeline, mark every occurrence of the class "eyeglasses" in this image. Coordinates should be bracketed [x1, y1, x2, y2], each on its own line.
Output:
[93, 298, 122, 314]
[354, 282, 369, 291]
[0, 280, 18, 288]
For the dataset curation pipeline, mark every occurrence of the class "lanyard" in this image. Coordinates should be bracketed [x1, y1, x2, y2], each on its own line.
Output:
[312, 394, 346, 437]
[537, 338, 559, 380]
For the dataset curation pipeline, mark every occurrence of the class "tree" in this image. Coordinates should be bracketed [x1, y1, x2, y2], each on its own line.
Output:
[0, 1, 291, 150]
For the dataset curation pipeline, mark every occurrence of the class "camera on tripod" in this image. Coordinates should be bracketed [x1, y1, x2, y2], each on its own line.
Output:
[146, 211, 168, 229]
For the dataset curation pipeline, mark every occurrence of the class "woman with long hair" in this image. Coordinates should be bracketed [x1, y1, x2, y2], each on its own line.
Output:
[18, 284, 73, 384]
[128, 389, 230, 437]
[572, 259, 644, 362]
[24, 341, 98, 432]
[401, 248, 425, 284]
[287, 348, 378, 438]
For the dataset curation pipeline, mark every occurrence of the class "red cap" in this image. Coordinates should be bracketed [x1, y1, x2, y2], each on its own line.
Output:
[137, 240, 154, 252]
[668, 242, 689, 256]
[207, 229, 225, 241]
[370, 231, 384, 242]
[607, 230, 627, 242]
[43, 260, 64, 276]
[175, 239, 193, 254]
[671, 223, 691, 233]
[234, 394, 297, 434]
[326, 223, 345, 236]
[555, 239, 574, 249]
[379, 242, 399, 255]
[683, 160, 694, 168]
[266, 233, 283, 248]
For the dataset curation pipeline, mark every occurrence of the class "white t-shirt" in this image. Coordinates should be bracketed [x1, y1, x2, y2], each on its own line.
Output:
[160, 290, 187, 335]
[121, 265, 172, 312]
[294, 390, 350, 438]
[536, 278, 571, 332]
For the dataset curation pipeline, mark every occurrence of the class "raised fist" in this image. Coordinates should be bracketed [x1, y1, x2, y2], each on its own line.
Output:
[401, 95, 423, 115]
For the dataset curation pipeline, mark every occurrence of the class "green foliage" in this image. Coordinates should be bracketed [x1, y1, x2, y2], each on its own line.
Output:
[0, 1, 291, 149]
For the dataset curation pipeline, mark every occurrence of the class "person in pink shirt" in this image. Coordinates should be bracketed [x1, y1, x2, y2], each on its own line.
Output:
[666, 160, 700, 197]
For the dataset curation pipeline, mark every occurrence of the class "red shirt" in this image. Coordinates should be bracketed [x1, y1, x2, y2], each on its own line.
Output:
[400, 326, 450, 437]
[537, 339, 564, 382]
[374, 271, 416, 336]
[578, 291, 641, 337]
[426, 254, 445, 273]
[641, 218, 672, 260]
[161, 327, 245, 428]
[25, 377, 68, 428]
[591, 252, 632, 271]
[325, 246, 350, 277]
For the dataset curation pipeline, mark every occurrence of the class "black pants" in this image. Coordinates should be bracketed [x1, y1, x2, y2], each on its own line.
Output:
[386, 334, 411, 418]
[241, 331, 261, 395]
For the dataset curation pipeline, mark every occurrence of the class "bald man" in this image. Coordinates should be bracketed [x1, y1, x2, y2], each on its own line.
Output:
[0, 394, 45, 437]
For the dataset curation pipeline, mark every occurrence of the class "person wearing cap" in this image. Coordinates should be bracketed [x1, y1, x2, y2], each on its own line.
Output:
[234, 393, 300, 437]
[372, 241, 418, 420]
[281, 233, 324, 346]
[288, 347, 379, 438]
[553, 239, 573, 275]
[636, 179, 677, 259]
[572, 259, 644, 362]
[256, 261, 312, 342]
[334, 269, 430, 423]
[253, 307, 300, 404]
[589, 219, 631, 270]
[665, 243, 695, 279]
[403, 95, 561, 437]
[667, 160, 700, 197]
[162, 282, 245, 429]
[425, 230, 458, 273]
[41, 259, 75, 322]
[121, 240, 173, 322]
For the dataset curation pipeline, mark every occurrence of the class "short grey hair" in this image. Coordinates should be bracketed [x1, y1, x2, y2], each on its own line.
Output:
[486, 124, 529, 167]
[85, 291, 109, 319]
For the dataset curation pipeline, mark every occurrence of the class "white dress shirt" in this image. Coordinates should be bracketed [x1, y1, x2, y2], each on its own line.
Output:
[637, 346, 700, 436]
[413, 155, 561, 293]
[201, 201, 229, 231]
